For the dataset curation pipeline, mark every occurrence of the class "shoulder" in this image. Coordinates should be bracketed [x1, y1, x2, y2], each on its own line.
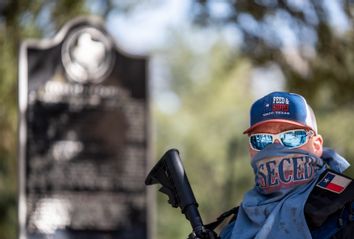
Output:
[218, 208, 239, 239]
[305, 169, 354, 238]
[206, 206, 239, 239]
[334, 202, 354, 239]
[309, 201, 354, 239]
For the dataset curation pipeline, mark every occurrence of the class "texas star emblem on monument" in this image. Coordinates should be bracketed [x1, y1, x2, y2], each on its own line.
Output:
[61, 26, 115, 84]
[18, 17, 151, 239]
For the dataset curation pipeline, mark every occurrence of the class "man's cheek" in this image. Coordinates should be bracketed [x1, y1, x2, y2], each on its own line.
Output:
[298, 144, 313, 155]
[249, 147, 257, 158]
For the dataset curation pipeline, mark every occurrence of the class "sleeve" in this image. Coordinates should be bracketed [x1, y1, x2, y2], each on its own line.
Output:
[332, 202, 354, 239]
[333, 222, 354, 239]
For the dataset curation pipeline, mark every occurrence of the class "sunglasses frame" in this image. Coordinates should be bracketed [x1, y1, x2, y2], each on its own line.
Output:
[249, 129, 315, 151]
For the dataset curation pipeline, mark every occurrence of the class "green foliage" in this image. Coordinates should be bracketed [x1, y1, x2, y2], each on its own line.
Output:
[154, 2, 354, 237]
[154, 35, 255, 239]
[320, 108, 354, 176]
[51, 0, 90, 29]
[1, 1, 354, 238]
[0, 1, 88, 237]
[193, 1, 354, 106]
[192, 0, 354, 178]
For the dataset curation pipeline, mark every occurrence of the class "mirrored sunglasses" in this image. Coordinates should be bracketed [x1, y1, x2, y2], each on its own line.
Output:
[249, 129, 314, 151]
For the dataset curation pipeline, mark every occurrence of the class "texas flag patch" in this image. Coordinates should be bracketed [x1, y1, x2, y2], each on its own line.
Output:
[317, 172, 352, 194]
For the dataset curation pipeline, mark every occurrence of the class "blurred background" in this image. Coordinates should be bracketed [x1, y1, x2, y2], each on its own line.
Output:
[1, 0, 354, 238]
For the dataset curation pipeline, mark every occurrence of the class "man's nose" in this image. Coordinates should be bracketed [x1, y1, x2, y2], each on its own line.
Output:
[273, 139, 281, 144]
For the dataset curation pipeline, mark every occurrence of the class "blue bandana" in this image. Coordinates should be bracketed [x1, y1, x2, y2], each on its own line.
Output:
[220, 145, 350, 239]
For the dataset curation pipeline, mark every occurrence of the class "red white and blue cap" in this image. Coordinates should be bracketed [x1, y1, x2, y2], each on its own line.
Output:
[243, 91, 318, 134]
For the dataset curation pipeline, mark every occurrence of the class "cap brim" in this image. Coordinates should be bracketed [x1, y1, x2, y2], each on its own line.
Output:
[243, 119, 314, 134]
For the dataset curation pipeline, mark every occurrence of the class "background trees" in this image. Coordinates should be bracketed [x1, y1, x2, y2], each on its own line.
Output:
[0, 1, 353, 238]
[191, 0, 354, 176]
[154, 1, 354, 238]
[193, 0, 354, 106]
[0, 1, 87, 237]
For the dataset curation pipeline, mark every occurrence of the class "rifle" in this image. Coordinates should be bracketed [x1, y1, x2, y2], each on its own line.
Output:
[145, 149, 218, 239]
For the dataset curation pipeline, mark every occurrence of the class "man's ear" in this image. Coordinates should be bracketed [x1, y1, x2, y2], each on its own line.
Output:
[312, 134, 323, 157]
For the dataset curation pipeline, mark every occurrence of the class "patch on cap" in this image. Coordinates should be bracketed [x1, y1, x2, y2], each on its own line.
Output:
[244, 92, 317, 134]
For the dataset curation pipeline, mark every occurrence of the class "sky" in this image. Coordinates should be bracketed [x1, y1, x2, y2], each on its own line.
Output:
[98, 0, 351, 56]
[85, 0, 352, 112]
[105, 0, 191, 55]
[99, 0, 247, 113]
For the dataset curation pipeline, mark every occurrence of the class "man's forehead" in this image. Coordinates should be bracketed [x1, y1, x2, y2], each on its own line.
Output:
[248, 121, 307, 134]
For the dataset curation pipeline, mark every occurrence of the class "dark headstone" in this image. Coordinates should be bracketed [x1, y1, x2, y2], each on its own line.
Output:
[18, 16, 151, 239]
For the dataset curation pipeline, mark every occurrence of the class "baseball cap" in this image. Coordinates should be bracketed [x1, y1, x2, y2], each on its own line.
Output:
[243, 91, 317, 134]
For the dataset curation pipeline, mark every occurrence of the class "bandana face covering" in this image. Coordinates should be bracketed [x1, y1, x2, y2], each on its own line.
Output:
[220, 144, 350, 239]
[251, 144, 323, 195]
[224, 144, 326, 239]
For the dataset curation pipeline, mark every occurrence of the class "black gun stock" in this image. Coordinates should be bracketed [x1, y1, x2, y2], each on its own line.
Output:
[145, 149, 217, 239]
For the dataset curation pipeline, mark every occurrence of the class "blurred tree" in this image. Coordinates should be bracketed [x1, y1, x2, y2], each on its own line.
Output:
[154, 30, 255, 239]
[1, 0, 353, 238]
[0, 1, 88, 238]
[193, 0, 354, 176]
[103, 1, 354, 238]
[193, 0, 354, 105]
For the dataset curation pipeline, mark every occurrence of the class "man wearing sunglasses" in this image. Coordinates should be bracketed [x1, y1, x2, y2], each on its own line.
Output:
[219, 92, 353, 239]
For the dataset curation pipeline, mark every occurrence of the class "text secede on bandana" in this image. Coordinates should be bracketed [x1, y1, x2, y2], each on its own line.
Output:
[255, 154, 318, 194]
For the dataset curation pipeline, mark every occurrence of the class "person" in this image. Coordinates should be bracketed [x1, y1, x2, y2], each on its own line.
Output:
[218, 91, 354, 239]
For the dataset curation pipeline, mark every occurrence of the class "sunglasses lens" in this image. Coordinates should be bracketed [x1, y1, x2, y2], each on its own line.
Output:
[280, 130, 308, 148]
[250, 130, 310, 151]
[250, 134, 273, 151]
